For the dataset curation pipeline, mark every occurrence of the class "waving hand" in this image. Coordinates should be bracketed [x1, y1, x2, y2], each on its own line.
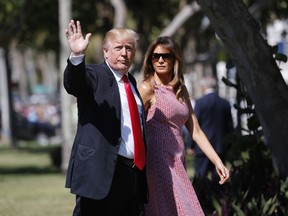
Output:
[65, 20, 91, 56]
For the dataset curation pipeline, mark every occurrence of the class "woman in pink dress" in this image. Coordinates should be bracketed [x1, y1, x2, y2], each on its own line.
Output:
[138, 36, 230, 216]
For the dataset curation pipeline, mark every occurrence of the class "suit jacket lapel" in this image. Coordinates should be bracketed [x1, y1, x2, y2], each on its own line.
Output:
[102, 63, 122, 122]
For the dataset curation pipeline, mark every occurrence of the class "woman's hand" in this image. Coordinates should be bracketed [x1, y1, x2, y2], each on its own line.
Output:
[65, 20, 91, 56]
[215, 161, 230, 185]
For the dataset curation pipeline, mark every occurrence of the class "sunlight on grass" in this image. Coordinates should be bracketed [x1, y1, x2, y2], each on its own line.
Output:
[0, 144, 74, 216]
[0, 174, 74, 216]
[0, 150, 49, 167]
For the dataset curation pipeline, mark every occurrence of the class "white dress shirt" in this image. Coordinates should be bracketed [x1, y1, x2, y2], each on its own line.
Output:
[106, 62, 144, 159]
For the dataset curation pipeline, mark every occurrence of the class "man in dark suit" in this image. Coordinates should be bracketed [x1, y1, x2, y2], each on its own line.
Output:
[63, 20, 148, 216]
[188, 76, 233, 181]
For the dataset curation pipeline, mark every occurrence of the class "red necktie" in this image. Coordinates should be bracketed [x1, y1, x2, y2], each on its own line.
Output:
[122, 75, 146, 170]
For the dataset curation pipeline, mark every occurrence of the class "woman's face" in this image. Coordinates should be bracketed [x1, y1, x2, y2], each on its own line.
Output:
[152, 45, 174, 76]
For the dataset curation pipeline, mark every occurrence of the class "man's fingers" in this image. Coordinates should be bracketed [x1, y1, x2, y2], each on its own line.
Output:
[68, 21, 74, 35]
[72, 20, 77, 35]
[76, 21, 82, 34]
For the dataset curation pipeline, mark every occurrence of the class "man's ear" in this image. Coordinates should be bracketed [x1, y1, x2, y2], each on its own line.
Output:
[103, 49, 108, 59]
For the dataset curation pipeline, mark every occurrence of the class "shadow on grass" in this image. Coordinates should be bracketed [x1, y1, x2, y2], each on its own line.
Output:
[0, 166, 62, 175]
[0, 142, 63, 175]
[19, 143, 61, 154]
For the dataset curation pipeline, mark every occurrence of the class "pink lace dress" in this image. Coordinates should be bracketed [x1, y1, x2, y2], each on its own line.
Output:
[145, 85, 204, 216]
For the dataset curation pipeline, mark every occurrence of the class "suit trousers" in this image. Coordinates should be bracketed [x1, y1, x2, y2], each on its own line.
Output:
[72, 156, 146, 216]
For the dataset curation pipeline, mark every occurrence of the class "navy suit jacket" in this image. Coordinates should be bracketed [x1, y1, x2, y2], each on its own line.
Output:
[192, 92, 233, 156]
[63, 59, 147, 200]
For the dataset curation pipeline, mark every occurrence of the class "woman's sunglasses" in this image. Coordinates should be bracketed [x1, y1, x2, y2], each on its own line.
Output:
[152, 53, 174, 61]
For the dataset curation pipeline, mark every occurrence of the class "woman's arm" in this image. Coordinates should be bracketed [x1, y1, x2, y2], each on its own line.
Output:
[138, 81, 155, 112]
[185, 103, 230, 185]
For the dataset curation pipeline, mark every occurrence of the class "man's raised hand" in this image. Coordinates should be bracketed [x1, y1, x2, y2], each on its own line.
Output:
[65, 20, 91, 56]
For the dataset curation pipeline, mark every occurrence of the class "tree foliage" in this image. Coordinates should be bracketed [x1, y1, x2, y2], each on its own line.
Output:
[0, 0, 58, 50]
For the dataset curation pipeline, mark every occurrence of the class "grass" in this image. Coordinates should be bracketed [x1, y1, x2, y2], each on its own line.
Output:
[0, 142, 74, 216]
[186, 153, 195, 179]
[0, 142, 195, 216]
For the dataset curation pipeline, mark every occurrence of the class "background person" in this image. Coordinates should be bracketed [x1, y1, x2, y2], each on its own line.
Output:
[63, 20, 148, 216]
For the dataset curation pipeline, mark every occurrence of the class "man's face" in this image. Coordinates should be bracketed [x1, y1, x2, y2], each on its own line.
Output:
[103, 39, 135, 75]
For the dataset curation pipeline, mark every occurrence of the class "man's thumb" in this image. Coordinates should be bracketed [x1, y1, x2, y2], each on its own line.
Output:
[85, 33, 92, 41]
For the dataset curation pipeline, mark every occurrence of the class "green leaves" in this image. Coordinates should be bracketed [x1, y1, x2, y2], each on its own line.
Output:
[275, 53, 288, 63]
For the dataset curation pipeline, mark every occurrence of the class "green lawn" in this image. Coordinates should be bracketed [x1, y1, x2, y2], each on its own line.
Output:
[0, 142, 195, 216]
[0, 143, 74, 216]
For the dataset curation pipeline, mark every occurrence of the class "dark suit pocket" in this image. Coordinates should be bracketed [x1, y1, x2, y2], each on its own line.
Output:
[78, 144, 96, 160]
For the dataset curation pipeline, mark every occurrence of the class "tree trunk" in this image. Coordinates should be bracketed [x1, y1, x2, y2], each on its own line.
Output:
[110, 0, 127, 27]
[0, 48, 11, 144]
[58, 0, 74, 173]
[1, 46, 18, 147]
[196, 0, 288, 178]
[160, 2, 200, 37]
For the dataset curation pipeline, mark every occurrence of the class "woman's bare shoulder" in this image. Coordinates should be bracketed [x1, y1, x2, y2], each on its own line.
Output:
[139, 80, 154, 94]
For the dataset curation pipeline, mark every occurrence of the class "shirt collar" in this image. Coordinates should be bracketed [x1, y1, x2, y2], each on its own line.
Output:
[105, 60, 127, 82]
[204, 88, 215, 95]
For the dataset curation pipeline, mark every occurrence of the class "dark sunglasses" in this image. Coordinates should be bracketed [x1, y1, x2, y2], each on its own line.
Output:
[152, 53, 174, 60]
